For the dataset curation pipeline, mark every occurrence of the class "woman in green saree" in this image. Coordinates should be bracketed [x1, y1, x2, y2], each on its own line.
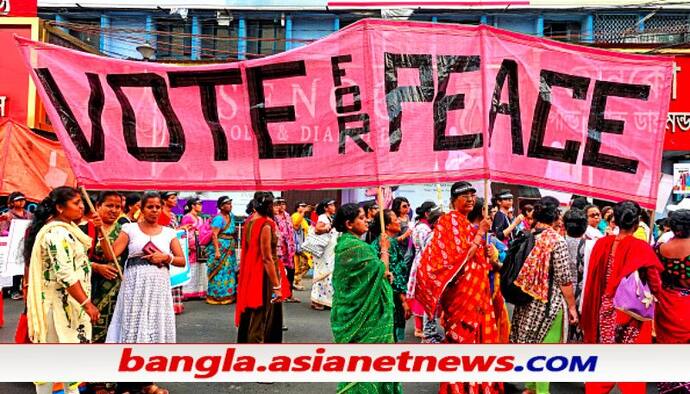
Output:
[332, 203, 402, 394]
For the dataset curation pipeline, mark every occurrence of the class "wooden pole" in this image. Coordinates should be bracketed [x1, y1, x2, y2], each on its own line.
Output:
[80, 186, 124, 279]
[377, 186, 390, 273]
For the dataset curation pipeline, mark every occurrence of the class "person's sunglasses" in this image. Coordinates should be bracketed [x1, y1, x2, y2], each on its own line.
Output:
[589, 213, 601, 218]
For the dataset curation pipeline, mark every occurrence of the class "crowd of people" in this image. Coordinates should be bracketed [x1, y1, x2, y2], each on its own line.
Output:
[0, 182, 688, 394]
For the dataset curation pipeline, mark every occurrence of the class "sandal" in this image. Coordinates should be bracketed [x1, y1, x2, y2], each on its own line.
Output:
[311, 302, 325, 311]
[285, 297, 301, 303]
[141, 384, 169, 394]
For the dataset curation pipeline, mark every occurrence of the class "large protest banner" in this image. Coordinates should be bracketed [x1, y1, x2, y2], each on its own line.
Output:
[16, 19, 672, 207]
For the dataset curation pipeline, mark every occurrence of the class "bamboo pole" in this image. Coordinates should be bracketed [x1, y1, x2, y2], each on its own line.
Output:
[377, 186, 390, 274]
[80, 186, 123, 279]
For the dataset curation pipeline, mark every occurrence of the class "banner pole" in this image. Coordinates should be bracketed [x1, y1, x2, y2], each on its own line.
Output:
[377, 186, 390, 274]
[80, 186, 124, 279]
[649, 210, 656, 244]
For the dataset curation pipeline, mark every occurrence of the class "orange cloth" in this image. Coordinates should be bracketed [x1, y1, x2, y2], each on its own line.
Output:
[415, 211, 502, 394]
[0, 119, 76, 201]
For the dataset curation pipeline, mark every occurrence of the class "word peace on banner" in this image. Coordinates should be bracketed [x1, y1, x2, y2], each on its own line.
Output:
[16, 19, 672, 208]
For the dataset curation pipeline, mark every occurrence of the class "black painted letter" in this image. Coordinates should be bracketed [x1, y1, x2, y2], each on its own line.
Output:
[107, 73, 185, 162]
[246, 61, 313, 159]
[489, 59, 523, 154]
[384, 53, 434, 152]
[527, 70, 590, 164]
[582, 80, 649, 174]
[35, 69, 105, 162]
[168, 69, 242, 161]
[433, 55, 482, 151]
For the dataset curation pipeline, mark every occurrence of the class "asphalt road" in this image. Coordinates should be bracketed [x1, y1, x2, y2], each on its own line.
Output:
[0, 283, 654, 394]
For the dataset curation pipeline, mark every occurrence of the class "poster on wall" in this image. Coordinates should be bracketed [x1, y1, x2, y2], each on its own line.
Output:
[673, 163, 690, 195]
[169, 230, 191, 288]
[3, 219, 29, 276]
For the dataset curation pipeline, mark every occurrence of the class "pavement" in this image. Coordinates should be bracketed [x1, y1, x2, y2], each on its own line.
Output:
[0, 281, 654, 393]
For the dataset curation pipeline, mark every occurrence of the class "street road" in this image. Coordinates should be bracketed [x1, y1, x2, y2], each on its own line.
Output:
[0, 282, 651, 393]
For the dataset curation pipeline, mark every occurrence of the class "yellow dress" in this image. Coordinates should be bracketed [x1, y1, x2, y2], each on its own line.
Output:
[27, 221, 93, 344]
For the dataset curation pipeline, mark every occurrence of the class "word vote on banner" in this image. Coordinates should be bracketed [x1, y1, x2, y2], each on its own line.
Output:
[17, 20, 672, 207]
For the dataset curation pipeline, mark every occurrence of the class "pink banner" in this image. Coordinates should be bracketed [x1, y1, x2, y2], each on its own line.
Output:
[17, 19, 672, 207]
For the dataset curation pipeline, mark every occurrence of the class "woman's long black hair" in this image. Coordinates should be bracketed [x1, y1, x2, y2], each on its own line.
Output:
[23, 186, 80, 266]
[392, 197, 409, 218]
[369, 209, 393, 241]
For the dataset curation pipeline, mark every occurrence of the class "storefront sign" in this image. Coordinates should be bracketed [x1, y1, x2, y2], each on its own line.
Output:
[0, 17, 39, 126]
[0, 0, 36, 17]
[665, 57, 690, 150]
[18, 19, 672, 207]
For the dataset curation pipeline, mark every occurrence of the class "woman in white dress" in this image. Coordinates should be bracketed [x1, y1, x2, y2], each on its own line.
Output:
[310, 199, 338, 310]
[105, 191, 185, 344]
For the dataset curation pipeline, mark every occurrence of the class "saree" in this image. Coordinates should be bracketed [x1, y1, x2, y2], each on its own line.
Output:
[181, 213, 208, 299]
[206, 214, 238, 305]
[581, 235, 663, 344]
[332, 233, 402, 394]
[415, 211, 502, 394]
[654, 251, 690, 344]
[235, 216, 282, 344]
[582, 235, 663, 394]
[90, 222, 123, 343]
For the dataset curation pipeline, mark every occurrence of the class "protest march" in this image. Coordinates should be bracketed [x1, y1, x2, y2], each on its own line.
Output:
[1, 2, 690, 394]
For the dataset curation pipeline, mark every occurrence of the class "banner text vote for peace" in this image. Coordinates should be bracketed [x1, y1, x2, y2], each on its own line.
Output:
[17, 20, 673, 207]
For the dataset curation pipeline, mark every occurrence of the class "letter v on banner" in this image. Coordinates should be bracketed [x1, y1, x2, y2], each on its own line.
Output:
[14, 20, 673, 208]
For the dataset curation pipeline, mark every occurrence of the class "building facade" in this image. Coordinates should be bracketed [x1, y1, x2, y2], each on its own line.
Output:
[21, 1, 690, 210]
[35, 1, 690, 61]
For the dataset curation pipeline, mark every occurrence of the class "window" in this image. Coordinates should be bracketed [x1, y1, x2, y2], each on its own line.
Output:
[435, 17, 480, 25]
[594, 14, 638, 43]
[544, 21, 582, 42]
[246, 19, 285, 58]
[640, 14, 689, 44]
[201, 20, 238, 60]
[156, 19, 191, 59]
[66, 18, 100, 49]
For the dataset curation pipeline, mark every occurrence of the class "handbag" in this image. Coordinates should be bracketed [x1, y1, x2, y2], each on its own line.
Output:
[301, 227, 331, 258]
[613, 270, 656, 321]
[194, 231, 209, 264]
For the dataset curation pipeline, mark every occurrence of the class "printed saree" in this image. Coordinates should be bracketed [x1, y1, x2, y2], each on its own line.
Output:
[206, 214, 238, 304]
[415, 211, 502, 394]
[90, 222, 123, 343]
[332, 233, 402, 394]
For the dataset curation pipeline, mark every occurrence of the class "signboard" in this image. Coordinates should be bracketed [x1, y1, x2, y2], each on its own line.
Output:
[0, 0, 36, 17]
[0, 219, 30, 277]
[0, 17, 39, 127]
[18, 19, 672, 208]
[665, 56, 690, 151]
[169, 230, 191, 288]
[673, 163, 690, 195]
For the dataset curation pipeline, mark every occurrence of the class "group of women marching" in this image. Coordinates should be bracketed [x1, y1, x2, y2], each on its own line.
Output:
[8, 181, 690, 394]
[18, 187, 245, 394]
[329, 181, 690, 394]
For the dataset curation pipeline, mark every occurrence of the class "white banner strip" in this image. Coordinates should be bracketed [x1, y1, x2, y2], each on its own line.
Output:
[0, 344, 687, 382]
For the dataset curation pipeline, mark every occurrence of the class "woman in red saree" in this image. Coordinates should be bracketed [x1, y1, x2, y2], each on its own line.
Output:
[235, 192, 285, 343]
[654, 210, 690, 394]
[415, 181, 502, 394]
[581, 201, 663, 394]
